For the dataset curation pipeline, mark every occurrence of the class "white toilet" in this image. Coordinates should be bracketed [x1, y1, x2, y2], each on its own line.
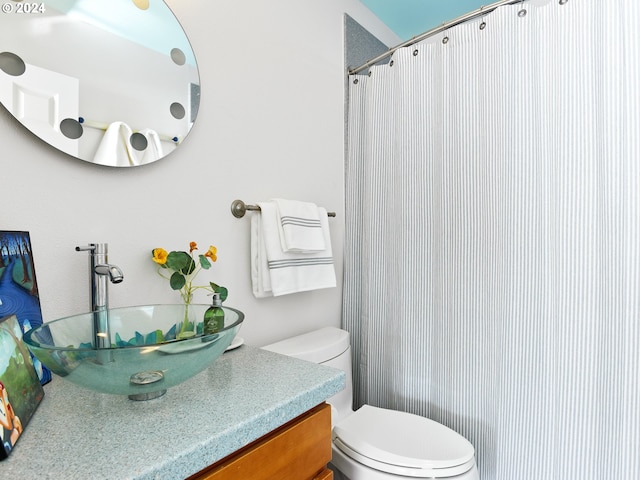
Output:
[262, 327, 480, 480]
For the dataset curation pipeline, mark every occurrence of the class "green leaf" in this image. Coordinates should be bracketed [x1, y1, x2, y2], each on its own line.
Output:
[170, 272, 186, 290]
[184, 258, 196, 275]
[199, 254, 211, 269]
[166, 251, 189, 270]
[166, 251, 196, 275]
[210, 282, 228, 302]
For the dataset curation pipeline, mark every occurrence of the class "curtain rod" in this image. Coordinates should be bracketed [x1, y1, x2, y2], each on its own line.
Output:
[349, 0, 528, 75]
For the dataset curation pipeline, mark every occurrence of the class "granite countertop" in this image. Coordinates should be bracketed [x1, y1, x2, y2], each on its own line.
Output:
[2, 345, 345, 479]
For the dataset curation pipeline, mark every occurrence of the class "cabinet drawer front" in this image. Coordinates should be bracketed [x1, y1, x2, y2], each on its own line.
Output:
[192, 403, 332, 480]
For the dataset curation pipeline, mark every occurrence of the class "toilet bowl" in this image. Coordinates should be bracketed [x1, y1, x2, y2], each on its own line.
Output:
[262, 327, 480, 480]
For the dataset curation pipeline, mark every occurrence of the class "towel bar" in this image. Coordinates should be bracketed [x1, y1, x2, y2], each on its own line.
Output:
[231, 199, 336, 219]
[78, 117, 181, 143]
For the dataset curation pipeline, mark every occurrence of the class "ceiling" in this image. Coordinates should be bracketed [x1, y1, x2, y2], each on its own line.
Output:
[360, 0, 490, 41]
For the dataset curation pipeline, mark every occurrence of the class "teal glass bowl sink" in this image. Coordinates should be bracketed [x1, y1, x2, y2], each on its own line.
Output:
[23, 304, 244, 400]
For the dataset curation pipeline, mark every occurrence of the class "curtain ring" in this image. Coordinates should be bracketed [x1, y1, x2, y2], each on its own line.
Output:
[413, 49, 419, 57]
[559, 0, 568, 4]
[438, 21, 449, 45]
[518, 0, 527, 17]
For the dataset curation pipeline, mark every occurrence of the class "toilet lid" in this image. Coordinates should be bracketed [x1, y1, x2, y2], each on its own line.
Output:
[333, 405, 475, 472]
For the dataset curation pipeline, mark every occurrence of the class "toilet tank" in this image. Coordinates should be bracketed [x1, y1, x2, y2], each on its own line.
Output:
[262, 327, 354, 422]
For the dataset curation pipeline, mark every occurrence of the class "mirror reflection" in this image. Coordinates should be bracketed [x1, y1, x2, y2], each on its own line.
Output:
[0, 0, 200, 167]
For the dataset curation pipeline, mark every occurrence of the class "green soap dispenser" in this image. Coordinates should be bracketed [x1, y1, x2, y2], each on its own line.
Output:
[204, 292, 224, 335]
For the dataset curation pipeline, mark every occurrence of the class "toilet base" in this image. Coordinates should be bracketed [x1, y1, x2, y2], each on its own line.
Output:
[330, 443, 480, 480]
[328, 462, 349, 480]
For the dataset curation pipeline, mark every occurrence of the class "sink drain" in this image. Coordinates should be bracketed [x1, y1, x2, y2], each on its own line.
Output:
[128, 370, 166, 401]
[130, 370, 164, 385]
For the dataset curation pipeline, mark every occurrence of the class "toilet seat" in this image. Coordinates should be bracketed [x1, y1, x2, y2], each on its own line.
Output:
[332, 405, 475, 478]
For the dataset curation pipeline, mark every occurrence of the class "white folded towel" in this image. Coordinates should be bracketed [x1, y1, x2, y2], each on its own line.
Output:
[92, 123, 164, 166]
[251, 201, 336, 297]
[93, 121, 136, 167]
[251, 212, 272, 298]
[273, 198, 326, 252]
[135, 128, 164, 165]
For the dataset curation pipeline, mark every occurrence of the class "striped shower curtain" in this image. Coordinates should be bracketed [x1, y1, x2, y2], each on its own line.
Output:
[343, 0, 640, 478]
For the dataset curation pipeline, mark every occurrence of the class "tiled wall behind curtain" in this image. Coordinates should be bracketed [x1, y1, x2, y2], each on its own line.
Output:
[343, 1, 640, 478]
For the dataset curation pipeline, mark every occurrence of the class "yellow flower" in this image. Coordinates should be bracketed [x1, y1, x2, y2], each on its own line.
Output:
[152, 248, 169, 265]
[204, 245, 217, 262]
[189, 241, 198, 253]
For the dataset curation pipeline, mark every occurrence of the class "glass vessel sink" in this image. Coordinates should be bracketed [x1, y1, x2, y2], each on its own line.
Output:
[23, 304, 244, 400]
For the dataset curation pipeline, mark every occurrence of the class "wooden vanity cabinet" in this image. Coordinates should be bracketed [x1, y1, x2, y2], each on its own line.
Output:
[188, 403, 333, 480]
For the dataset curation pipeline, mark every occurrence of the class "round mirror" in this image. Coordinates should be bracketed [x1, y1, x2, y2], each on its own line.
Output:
[0, 0, 200, 167]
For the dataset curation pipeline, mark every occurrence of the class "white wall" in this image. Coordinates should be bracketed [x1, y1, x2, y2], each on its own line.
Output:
[0, 0, 398, 346]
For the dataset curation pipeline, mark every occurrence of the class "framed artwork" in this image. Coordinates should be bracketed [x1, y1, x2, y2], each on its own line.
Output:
[0, 231, 51, 384]
[0, 314, 45, 459]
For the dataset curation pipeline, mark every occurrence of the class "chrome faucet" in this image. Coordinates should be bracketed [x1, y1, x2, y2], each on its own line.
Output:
[76, 243, 123, 360]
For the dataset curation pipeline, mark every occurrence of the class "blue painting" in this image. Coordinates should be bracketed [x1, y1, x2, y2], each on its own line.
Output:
[0, 231, 50, 385]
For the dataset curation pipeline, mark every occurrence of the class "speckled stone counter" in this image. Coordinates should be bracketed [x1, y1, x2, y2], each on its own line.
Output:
[1, 345, 345, 479]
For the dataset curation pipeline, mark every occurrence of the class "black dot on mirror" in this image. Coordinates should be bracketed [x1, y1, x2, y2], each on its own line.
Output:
[60, 118, 83, 139]
[132, 0, 149, 10]
[0, 52, 26, 77]
[130, 132, 148, 151]
[171, 48, 186, 66]
[170, 102, 186, 119]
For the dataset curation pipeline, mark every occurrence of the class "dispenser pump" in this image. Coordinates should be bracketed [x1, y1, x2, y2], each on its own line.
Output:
[211, 292, 222, 307]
